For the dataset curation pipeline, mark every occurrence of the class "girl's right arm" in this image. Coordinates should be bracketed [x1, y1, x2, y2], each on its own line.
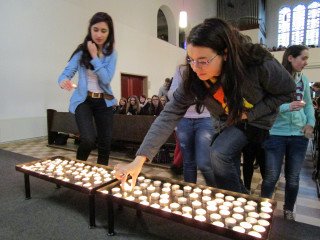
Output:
[58, 52, 81, 90]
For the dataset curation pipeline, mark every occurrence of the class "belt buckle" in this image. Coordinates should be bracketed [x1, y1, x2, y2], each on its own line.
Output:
[92, 92, 101, 98]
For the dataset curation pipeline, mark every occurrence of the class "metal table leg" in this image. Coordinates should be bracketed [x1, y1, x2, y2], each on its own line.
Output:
[24, 174, 31, 199]
[107, 197, 115, 236]
[89, 194, 96, 228]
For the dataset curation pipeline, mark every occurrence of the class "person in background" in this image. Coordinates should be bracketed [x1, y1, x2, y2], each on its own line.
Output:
[158, 77, 172, 101]
[168, 66, 216, 186]
[160, 96, 167, 107]
[147, 95, 164, 116]
[126, 95, 140, 115]
[115, 97, 127, 114]
[114, 18, 295, 193]
[139, 94, 150, 115]
[58, 12, 116, 166]
[261, 45, 315, 221]
[312, 82, 320, 98]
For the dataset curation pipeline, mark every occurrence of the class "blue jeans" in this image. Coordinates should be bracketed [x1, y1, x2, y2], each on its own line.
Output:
[176, 117, 216, 186]
[261, 135, 309, 211]
[75, 97, 113, 165]
[211, 126, 249, 193]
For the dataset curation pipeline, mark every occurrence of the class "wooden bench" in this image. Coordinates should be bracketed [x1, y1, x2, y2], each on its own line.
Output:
[47, 109, 175, 152]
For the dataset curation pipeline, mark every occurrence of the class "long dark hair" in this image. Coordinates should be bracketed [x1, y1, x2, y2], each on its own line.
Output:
[184, 18, 272, 124]
[69, 12, 115, 69]
[282, 45, 308, 75]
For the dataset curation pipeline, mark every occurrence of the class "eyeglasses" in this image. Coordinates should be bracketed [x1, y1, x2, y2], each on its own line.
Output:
[187, 54, 218, 68]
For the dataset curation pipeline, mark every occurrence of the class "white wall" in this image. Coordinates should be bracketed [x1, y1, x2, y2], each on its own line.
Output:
[0, 0, 217, 142]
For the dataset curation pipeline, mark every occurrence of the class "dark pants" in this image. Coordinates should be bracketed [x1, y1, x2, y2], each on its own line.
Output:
[75, 97, 113, 165]
[242, 142, 265, 191]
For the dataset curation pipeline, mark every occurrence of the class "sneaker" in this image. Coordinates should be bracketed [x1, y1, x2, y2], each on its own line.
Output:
[283, 210, 295, 221]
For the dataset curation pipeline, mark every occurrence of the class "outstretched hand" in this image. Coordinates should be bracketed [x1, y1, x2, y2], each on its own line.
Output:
[59, 79, 74, 91]
[114, 155, 147, 191]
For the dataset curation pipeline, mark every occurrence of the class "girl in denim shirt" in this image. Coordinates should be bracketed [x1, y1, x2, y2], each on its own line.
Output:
[58, 12, 117, 165]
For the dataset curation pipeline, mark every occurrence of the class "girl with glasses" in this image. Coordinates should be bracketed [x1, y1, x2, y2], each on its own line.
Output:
[115, 18, 296, 193]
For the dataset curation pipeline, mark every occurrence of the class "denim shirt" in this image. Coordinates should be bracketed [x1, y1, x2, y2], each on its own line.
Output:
[58, 50, 117, 113]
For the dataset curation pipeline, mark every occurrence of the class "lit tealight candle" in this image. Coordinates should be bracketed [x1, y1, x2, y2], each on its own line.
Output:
[112, 187, 121, 194]
[159, 198, 169, 207]
[153, 180, 162, 187]
[140, 201, 149, 206]
[192, 200, 202, 210]
[160, 193, 170, 200]
[150, 203, 160, 209]
[232, 213, 244, 223]
[215, 193, 224, 199]
[223, 201, 233, 209]
[207, 205, 218, 215]
[194, 215, 206, 222]
[133, 190, 142, 198]
[246, 217, 258, 225]
[261, 206, 273, 214]
[182, 213, 192, 218]
[177, 197, 187, 206]
[219, 205, 229, 211]
[202, 189, 212, 196]
[248, 212, 260, 219]
[240, 221, 252, 232]
[147, 185, 156, 194]
[232, 226, 246, 233]
[207, 200, 217, 206]
[163, 182, 171, 188]
[137, 176, 145, 183]
[195, 208, 206, 216]
[260, 201, 272, 208]
[162, 207, 171, 213]
[114, 193, 122, 198]
[215, 198, 224, 206]
[161, 187, 171, 195]
[259, 212, 271, 220]
[219, 209, 231, 219]
[212, 221, 224, 227]
[169, 202, 180, 211]
[248, 231, 262, 238]
[136, 194, 146, 202]
[75, 181, 83, 186]
[74, 175, 82, 180]
[125, 196, 135, 201]
[94, 180, 102, 185]
[189, 192, 199, 202]
[252, 225, 266, 233]
[182, 206, 192, 215]
[172, 211, 182, 215]
[247, 200, 258, 208]
[82, 177, 90, 182]
[210, 213, 222, 222]
[151, 192, 160, 201]
[258, 219, 270, 227]
[83, 182, 92, 188]
[233, 207, 245, 214]
[225, 196, 235, 202]
[237, 197, 247, 205]
[244, 204, 255, 213]
[171, 184, 180, 191]
[225, 217, 237, 229]
[193, 187, 202, 195]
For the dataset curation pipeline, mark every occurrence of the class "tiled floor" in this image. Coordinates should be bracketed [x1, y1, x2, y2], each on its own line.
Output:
[1, 137, 320, 227]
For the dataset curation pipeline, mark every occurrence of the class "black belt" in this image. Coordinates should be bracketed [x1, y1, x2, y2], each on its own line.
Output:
[87, 91, 114, 100]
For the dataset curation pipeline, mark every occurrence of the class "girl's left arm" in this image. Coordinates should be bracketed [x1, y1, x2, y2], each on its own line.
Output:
[90, 51, 117, 86]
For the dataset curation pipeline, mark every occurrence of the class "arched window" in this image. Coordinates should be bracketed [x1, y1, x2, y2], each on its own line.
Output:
[277, 1, 320, 47]
[157, 9, 168, 42]
[291, 5, 306, 45]
[278, 7, 291, 47]
[306, 1, 320, 46]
